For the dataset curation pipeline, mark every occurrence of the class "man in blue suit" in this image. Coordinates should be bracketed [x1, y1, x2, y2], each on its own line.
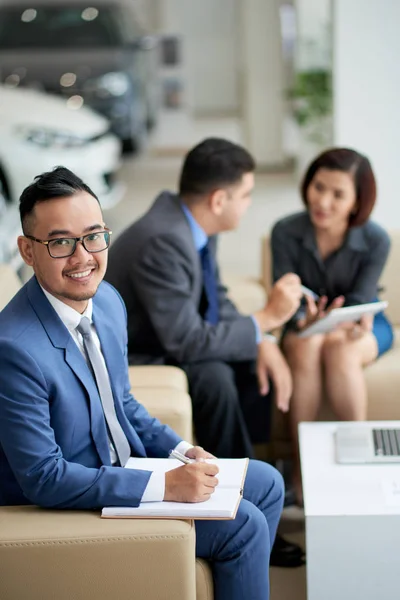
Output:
[0, 167, 286, 599]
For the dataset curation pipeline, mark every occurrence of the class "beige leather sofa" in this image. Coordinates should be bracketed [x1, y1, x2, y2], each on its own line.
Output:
[0, 363, 214, 600]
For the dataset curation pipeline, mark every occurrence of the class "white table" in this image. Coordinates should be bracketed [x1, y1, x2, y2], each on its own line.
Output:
[299, 421, 400, 600]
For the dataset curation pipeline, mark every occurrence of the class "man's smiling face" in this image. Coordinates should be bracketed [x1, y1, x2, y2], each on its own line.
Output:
[18, 191, 108, 313]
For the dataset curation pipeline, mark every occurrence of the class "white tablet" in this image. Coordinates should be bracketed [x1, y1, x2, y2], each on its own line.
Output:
[297, 301, 388, 338]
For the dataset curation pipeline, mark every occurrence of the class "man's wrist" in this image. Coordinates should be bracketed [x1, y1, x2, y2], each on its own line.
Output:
[263, 333, 277, 344]
[173, 440, 193, 456]
[253, 308, 281, 333]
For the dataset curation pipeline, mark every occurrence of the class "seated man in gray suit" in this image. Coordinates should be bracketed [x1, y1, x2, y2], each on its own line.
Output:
[106, 139, 305, 567]
[106, 138, 302, 459]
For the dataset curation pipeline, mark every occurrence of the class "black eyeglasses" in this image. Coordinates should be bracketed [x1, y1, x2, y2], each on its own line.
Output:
[25, 229, 112, 258]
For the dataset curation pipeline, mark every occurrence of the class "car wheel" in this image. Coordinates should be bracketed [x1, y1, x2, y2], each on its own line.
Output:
[146, 114, 156, 132]
[122, 135, 139, 154]
[122, 100, 148, 155]
[0, 167, 12, 204]
[122, 121, 147, 155]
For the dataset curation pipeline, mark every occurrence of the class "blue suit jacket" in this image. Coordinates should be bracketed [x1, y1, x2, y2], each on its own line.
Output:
[0, 277, 182, 508]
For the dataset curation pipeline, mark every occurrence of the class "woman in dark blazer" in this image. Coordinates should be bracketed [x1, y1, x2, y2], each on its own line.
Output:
[271, 148, 393, 503]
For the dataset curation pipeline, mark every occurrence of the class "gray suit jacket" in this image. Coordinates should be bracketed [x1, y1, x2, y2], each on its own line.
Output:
[105, 192, 257, 365]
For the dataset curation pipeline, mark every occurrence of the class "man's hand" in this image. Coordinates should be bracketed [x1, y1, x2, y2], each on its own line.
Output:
[254, 273, 303, 331]
[164, 462, 219, 503]
[185, 446, 216, 460]
[256, 339, 292, 412]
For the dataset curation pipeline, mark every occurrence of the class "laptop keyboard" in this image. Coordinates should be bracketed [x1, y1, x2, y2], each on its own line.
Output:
[373, 428, 400, 456]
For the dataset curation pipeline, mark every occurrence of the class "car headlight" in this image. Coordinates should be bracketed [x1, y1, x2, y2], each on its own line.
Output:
[84, 71, 131, 98]
[16, 126, 88, 149]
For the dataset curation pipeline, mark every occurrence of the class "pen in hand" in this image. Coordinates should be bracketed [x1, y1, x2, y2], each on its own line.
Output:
[169, 449, 193, 464]
[300, 285, 319, 301]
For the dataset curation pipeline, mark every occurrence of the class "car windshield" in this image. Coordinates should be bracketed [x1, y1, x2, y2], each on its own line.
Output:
[0, 5, 129, 49]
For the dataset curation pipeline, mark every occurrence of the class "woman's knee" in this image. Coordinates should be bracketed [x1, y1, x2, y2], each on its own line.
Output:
[283, 334, 324, 369]
[322, 331, 349, 362]
[322, 331, 370, 367]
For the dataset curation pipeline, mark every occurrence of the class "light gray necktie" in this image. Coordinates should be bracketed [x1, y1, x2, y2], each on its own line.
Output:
[77, 316, 131, 467]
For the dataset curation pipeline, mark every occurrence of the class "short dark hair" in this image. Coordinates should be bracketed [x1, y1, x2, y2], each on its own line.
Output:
[301, 147, 376, 227]
[178, 138, 256, 197]
[19, 166, 99, 233]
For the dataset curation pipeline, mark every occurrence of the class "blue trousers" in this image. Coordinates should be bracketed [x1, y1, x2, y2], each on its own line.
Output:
[195, 460, 284, 600]
[372, 311, 393, 356]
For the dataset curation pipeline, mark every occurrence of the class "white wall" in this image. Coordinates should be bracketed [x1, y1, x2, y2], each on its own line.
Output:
[333, 0, 400, 226]
[153, 0, 288, 166]
[241, 0, 286, 167]
[157, 0, 241, 115]
[295, 0, 331, 70]
[182, 0, 240, 115]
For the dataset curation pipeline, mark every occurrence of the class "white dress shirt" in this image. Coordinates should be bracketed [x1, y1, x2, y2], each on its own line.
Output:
[41, 287, 193, 502]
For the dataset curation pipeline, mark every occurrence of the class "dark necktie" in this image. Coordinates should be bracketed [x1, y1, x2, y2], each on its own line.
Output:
[76, 317, 131, 467]
[199, 242, 219, 325]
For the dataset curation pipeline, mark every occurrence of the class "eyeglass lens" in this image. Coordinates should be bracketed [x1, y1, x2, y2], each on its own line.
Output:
[48, 232, 110, 257]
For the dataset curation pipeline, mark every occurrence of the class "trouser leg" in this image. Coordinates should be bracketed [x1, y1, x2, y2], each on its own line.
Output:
[195, 460, 284, 600]
[182, 360, 254, 457]
[231, 361, 273, 444]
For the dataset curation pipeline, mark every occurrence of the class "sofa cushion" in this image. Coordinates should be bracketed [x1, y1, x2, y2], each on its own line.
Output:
[0, 506, 198, 600]
[196, 559, 214, 600]
[129, 365, 188, 392]
[377, 231, 400, 326]
[222, 274, 266, 315]
[131, 386, 194, 444]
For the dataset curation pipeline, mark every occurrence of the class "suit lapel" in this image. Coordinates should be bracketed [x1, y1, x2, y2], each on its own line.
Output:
[27, 278, 112, 465]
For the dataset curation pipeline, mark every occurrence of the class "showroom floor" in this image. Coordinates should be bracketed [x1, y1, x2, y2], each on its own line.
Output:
[104, 118, 307, 598]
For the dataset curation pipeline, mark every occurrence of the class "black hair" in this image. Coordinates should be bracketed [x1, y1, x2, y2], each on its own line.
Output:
[178, 138, 256, 197]
[19, 166, 99, 233]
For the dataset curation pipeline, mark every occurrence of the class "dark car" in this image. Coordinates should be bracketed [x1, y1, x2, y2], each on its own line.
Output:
[0, 0, 159, 152]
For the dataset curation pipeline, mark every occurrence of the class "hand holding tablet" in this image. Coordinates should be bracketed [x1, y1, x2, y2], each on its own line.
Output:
[296, 301, 388, 338]
[296, 290, 345, 333]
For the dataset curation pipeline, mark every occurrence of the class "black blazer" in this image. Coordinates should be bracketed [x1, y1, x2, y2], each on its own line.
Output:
[271, 211, 390, 307]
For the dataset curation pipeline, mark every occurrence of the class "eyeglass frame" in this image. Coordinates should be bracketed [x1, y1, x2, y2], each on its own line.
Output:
[24, 228, 112, 258]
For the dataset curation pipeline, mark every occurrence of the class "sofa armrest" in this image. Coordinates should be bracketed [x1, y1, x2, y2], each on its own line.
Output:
[132, 386, 194, 444]
[129, 365, 188, 392]
[0, 506, 197, 600]
[222, 274, 266, 315]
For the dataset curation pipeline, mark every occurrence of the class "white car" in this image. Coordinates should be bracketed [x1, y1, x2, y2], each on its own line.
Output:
[0, 85, 124, 209]
[0, 191, 21, 267]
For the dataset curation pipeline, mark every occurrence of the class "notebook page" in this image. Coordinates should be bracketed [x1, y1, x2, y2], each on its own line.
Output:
[125, 457, 248, 489]
[125, 457, 182, 474]
[102, 488, 241, 519]
[203, 458, 247, 488]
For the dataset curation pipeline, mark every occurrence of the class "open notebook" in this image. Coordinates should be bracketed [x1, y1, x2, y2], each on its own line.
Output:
[102, 457, 249, 520]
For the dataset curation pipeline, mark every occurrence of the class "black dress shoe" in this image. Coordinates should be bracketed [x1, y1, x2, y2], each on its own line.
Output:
[270, 535, 305, 568]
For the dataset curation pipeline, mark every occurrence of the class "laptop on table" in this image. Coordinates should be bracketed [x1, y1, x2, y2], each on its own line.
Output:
[335, 426, 400, 464]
